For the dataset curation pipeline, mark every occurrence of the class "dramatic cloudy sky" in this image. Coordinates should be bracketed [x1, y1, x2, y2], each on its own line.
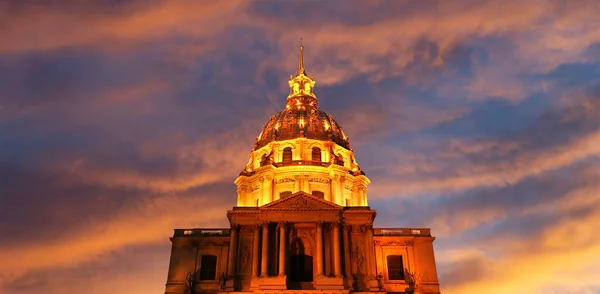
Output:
[1, 1, 600, 293]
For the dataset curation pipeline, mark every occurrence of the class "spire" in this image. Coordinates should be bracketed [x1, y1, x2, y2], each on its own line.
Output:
[297, 41, 306, 76]
[288, 41, 315, 99]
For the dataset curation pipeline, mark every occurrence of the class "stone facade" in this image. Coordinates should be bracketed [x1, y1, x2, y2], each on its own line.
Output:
[164, 46, 441, 294]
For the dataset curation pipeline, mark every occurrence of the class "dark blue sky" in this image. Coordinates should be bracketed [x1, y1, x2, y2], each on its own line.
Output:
[1, 1, 600, 293]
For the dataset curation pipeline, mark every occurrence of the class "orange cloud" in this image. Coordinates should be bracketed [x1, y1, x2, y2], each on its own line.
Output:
[0, 1, 248, 53]
[0, 193, 230, 285]
[442, 203, 600, 294]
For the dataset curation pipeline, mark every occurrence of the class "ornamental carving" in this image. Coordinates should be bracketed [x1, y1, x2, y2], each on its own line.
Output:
[351, 225, 366, 234]
[276, 177, 295, 184]
[277, 221, 288, 230]
[297, 228, 316, 244]
[290, 197, 317, 209]
[380, 241, 404, 246]
[308, 178, 330, 183]
[240, 226, 254, 234]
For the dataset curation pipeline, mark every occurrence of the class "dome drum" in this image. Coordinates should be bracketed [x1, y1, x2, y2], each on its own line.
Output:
[235, 45, 369, 208]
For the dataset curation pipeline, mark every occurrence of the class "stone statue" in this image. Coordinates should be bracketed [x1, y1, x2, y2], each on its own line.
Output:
[352, 246, 365, 273]
[185, 272, 196, 294]
[376, 272, 384, 290]
[304, 82, 311, 93]
[218, 272, 227, 290]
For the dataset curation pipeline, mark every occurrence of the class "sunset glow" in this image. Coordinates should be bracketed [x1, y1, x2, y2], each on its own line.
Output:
[1, 1, 600, 294]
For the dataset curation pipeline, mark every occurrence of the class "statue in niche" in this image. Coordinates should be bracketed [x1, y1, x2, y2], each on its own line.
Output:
[293, 82, 300, 94]
[218, 272, 227, 290]
[240, 245, 251, 272]
[304, 82, 311, 93]
[376, 272, 384, 290]
[352, 245, 365, 273]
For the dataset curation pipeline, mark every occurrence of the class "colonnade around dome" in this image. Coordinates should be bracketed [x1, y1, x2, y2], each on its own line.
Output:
[235, 138, 369, 207]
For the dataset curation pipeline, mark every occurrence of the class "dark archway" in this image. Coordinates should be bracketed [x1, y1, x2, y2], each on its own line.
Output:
[289, 238, 313, 283]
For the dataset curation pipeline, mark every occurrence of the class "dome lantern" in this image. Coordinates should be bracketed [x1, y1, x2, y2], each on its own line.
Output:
[236, 45, 370, 208]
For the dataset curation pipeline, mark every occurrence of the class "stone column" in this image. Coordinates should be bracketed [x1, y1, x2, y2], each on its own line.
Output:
[365, 224, 376, 278]
[263, 176, 273, 203]
[227, 224, 239, 277]
[316, 221, 324, 276]
[251, 224, 260, 277]
[294, 176, 301, 193]
[339, 176, 346, 206]
[332, 222, 342, 277]
[362, 188, 368, 206]
[331, 176, 340, 205]
[303, 174, 310, 192]
[329, 176, 336, 203]
[260, 222, 269, 277]
[342, 223, 351, 276]
[278, 222, 287, 276]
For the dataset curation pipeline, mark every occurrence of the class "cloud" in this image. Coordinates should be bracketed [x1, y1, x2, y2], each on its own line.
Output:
[365, 86, 600, 198]
[441, 202, 600, 294]
[0, 1, 248, 53]
[2, 1, 600, 294]
[0, 188, 231, 285]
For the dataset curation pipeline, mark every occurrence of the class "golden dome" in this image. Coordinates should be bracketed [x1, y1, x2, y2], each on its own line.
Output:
[254, 45, 350, 150]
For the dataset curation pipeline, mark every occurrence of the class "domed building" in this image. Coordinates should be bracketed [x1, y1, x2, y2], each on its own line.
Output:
[164, 47, 442, 294]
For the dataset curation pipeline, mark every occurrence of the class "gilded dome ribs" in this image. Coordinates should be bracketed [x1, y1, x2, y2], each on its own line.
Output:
[237, 45, 369, 207]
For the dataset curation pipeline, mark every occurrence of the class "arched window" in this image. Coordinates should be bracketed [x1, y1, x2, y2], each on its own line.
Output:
[386, 255, 405, 280]
[312, 147, 321, 162]
[280, 191, 292, 198]
[199, 255, 218, 280]
[283, 147, 292, 163]
[312, 191, 324, 198]
[260, 154, 269, 167]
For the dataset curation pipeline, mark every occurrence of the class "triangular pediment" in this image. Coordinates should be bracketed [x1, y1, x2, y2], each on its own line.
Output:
[261, 192, 342, 210]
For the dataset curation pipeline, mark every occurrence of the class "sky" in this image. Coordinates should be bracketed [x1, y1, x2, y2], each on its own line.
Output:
[1, 1, 600, 293]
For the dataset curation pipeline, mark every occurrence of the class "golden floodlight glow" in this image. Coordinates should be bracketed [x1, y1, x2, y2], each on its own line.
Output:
[165, 44, 441, 294]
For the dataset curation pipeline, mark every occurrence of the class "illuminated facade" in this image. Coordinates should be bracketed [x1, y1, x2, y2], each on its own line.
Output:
[164, 47, 441, 294]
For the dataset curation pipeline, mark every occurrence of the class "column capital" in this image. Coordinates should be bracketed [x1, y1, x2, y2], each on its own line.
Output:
[262, 221, 270, 226]
[230, 224, 239, 230]
[240, 226, 254, 233]
[331, 221, 341, 227]
[277, 221, 288, 229]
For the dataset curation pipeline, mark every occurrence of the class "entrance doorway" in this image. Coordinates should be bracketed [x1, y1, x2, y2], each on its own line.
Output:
[289, 238, 313, 283]
[290, 254, 313, 282]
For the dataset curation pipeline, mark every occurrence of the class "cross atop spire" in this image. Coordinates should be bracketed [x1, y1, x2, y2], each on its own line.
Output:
[297, 40, 306, 76]
[288, 42, 315, 99]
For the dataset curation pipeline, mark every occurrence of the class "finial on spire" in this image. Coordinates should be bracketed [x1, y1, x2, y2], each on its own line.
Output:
[298, 38, 306, 76]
